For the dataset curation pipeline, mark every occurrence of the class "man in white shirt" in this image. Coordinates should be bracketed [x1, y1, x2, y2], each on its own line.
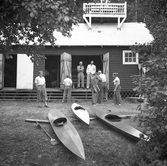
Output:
[98, 70, 108, 101]
[86, 60, 96, 89]
[62, 75, 73, 103]
[35, 71, 48, 108]
[113, 72, 121, 105]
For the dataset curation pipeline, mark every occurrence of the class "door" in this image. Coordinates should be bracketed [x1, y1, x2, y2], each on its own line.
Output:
[103, 52, 109, 89]
[0, 54, 3, 89]
[60, 52, 72, 89]
[17, 54, 34, 89]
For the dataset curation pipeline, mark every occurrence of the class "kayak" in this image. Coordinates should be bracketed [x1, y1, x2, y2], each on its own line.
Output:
[91, 107, 149, 141]
[48, 109, 85, 160]
[71, 103, 90, 125]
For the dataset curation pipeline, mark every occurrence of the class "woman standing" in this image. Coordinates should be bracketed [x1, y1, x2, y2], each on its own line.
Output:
[113, 72, 122, 105]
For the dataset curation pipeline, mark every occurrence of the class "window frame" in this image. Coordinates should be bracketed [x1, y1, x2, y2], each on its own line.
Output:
[122, 50, 139, 65]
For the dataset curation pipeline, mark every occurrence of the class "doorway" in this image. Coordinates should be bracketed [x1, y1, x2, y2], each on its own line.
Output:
[4, 55, 17, 88]
[45, 56, 60, 88]
[72, 55, 102, 87]
[72, 55, 102, 76]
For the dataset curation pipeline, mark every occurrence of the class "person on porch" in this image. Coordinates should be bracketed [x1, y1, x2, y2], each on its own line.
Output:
[35, 70, 48, 108]
[62, 75, 73, 103]
[86, 60, 96, 89]
[77, 61, 84, 89]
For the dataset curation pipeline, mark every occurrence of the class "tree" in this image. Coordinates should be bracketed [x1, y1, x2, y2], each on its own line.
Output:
[130, 0, 167, 165]
[0, 0, 83, 62]
[0, 0, 138, 62]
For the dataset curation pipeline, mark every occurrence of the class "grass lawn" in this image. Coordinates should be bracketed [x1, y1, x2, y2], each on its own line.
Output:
[0, 100, 142, 166]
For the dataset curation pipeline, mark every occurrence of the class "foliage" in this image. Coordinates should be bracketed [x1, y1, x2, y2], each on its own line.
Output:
[130, 0, 167, 165]
[0, 0, 142, 62]
[0, 0, 82, 62]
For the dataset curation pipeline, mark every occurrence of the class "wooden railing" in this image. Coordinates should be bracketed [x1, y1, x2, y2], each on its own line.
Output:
[83, 3, 126, 16]
[83, 2, 127, 28]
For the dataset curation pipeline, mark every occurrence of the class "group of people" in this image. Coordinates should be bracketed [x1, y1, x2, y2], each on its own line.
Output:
[34, 61, 122, 107]
[76, 60, 96, 89]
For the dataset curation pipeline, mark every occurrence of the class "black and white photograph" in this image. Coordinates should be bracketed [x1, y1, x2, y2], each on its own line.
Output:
[0, 0, 166, 165]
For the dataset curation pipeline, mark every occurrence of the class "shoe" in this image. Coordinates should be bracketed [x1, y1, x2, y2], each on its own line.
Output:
[44, 105, 49, 107]
[119, 104, 121, 106]
[93, 104, 97, 106]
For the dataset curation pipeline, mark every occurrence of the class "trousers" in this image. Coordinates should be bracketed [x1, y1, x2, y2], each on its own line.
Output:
[77, 72, 84, 88]
[37, 85, 47, 102]
[113, 85, 122, 104]
[62, 86, 72, 103]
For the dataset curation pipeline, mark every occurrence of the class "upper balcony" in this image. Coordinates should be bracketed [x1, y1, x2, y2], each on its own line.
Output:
[83, 2, 127, 29]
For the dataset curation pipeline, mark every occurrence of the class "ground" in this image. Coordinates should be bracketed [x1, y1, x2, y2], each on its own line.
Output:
[0, 100, 142, 166]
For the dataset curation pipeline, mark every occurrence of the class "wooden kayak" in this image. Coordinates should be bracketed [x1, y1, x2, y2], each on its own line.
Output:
[91, 107, 149, 141]
[71, 103, 90, 125]
[48, 109, 85, 160]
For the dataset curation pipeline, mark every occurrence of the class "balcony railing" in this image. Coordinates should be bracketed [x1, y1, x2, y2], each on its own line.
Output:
[83, 3, 126, 16]
[83, 2, 127, 29]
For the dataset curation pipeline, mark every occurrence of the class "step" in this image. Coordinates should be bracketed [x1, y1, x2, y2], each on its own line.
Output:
[0, 89, 92, 101]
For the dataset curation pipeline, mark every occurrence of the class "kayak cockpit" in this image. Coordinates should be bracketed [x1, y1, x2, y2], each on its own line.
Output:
[75, 106, 85, 111]
[105, 114, 122, 122]
[53, 117, 67, 126]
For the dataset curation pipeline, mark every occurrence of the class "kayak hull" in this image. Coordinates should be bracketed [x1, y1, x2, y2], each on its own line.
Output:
[91, 107, 148, 141]
[71, 103, 90, 125]
[48, 109, 85, 160]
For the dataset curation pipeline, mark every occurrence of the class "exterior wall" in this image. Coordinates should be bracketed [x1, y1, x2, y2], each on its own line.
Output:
[109, 46, 138, 91]
[8, 46, 138, 91]
[42, 46, 138, 91]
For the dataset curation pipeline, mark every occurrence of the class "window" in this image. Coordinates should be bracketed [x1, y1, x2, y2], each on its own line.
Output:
[123, 50, 138, 64]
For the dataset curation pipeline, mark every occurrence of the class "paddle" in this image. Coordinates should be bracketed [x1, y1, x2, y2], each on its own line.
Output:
[25, 119, 50, 124]
[36, 121, 58, 146]
[25, 117, 96, 124]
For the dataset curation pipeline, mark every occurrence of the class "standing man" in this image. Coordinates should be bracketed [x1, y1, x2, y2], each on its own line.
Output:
[96, 72, 102, 104]
[90, 73, 98, 106]
[98, 70, 108, 102]
[90, 72, 102, 106]
[62, 75, 72, 103]
[77, 61, 84, 89]
[86, 60, 96, 89]
[113, 72, 122, 105]
[35, 71, 48, 108]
